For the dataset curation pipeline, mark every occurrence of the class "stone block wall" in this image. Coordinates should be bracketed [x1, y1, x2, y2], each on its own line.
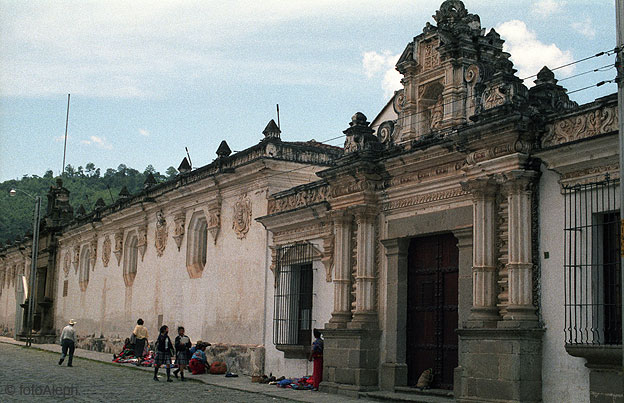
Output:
[457, 328, 544, 403]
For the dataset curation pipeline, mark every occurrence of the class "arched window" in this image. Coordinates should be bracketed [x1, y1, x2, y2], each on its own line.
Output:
[186, 211, 208, 279]
[78, 245, 90, 292]
[124, 232, 139, 287]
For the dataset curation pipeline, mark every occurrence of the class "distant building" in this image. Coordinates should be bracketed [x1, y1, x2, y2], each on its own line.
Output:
[1, 1, 621, 402]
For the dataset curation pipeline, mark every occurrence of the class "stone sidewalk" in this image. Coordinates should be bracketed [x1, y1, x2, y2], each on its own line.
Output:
[0, 336, 368, 403]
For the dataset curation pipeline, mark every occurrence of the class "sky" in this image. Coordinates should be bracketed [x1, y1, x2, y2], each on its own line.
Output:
[0, 0, 618, 181]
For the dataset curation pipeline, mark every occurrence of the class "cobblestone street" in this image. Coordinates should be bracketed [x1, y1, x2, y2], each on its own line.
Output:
[0, 343, 292, 402]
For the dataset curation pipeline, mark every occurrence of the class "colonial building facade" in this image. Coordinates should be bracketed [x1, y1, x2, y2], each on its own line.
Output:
[0, 1, 621, 402]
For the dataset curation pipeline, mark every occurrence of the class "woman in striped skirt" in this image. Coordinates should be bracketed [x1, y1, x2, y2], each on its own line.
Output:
[173, 326, 192, 381]
[153, 325, 174, 382]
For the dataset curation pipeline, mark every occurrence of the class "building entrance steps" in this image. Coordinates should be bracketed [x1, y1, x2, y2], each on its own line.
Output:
[361, 388, 454, 403]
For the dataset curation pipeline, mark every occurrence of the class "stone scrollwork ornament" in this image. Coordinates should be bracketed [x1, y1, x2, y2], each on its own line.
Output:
[155, 211, 168, 257]
[173, 212, 186, 251]
[322, 232, 335, 282]
[114, 231, 124, 265]
[137, 225, 147, 261]
[102, 235, 111, 267]
[232, 194, 252, 239]
[208, 207, 221, 244]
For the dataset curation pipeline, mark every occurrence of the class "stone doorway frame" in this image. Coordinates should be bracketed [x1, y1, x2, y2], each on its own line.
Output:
[379, 206, 473, 394]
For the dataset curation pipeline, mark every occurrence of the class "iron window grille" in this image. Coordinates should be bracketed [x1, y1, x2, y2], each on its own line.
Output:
[564, 174, 622, 345]
[273, 242, 315, 346]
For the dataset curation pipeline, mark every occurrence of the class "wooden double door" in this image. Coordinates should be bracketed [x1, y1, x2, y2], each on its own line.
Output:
[406, 233, 459, 389]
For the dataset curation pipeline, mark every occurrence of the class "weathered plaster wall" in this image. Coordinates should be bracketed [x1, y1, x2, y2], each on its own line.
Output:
[55, 187, 270, 360]
[539, 167, 590, 403]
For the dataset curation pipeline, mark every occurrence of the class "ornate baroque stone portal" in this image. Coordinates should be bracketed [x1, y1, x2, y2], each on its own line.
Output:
[155, 211, 168, 257]
[232, 194, 252, 239]
[102, 235, 111, 267]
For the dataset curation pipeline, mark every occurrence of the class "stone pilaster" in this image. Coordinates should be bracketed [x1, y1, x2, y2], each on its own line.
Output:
[502, 170, 538, 323]
[461, 177, 499, 326]
[328, 210, 353, 327]
[379, 238, 409, 391]
[351, 207, 377, 325]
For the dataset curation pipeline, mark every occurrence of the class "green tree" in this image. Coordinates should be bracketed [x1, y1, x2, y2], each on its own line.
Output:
[165, 166, 178, 179]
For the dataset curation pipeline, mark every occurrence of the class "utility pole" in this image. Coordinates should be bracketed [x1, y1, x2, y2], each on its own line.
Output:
[615, 0, 624, 370]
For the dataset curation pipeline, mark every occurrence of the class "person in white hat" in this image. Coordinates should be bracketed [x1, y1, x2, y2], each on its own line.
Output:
[58, 319, 77, 367]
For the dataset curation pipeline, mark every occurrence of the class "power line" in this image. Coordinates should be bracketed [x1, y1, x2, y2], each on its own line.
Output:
[520, 46, 621, 81]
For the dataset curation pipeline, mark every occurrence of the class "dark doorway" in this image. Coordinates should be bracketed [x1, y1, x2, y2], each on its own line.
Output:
[406, 233, 459, 389]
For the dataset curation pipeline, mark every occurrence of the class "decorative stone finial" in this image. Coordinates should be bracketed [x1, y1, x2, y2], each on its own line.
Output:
[434, 0, 468, 26]
[144, 172, 157, 189]
[178, 157, 191, 173]
[118, 186, 130, 200]
[534, 66, 556, 86]
[528, 65, 578, 113]
[262, 119, 281, 140]
[76, 204, 86, 216]
[343, 112, 379, 154]
[216, 140, 232, 158]
[56, 177, 63, 188]
[95, 198, 106, 209]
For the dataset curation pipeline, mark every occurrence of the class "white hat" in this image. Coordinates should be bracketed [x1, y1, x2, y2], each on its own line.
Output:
[69, 319, 77, 325]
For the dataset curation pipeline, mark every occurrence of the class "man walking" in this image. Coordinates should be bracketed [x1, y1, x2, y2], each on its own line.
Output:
[58, 319, 77, 367]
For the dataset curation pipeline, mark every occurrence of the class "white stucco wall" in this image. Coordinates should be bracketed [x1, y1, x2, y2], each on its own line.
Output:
[55, 186, 271, 348]
[539, 167, 590, 403]
[262, 238, 334, 378]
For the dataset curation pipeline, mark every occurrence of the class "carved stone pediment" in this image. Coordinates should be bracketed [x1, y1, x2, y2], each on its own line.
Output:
[232, 194, 252, 239]
[267, 184, 329, 216]
[173, 212, 186, 251]
[155, 211, 168, 257]
[102, 235, 111, 267]
[113, 231, 124, 265]
[137, 225, 147, 261]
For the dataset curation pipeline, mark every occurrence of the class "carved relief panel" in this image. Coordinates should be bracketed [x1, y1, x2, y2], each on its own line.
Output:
[113, 231, 124, 265]
[63, 249, 71, 277]
[155, 211, 168, 257]
[102, 235, 111, 267]
[173, 212, 186, 251]
[73, 245, 80, 274]
[208, 205, 221, 244]
[89, 237, 97, 270]
[419, 38, 440, 71]
[137, 225, 147, 261]
[232, 194, 252, 239]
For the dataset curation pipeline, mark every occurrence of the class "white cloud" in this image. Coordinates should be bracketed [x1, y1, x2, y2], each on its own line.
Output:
[532, 0, 565, 18]
[138, 128, 150, 137]
[80, 136, 112, 149]
[496, 20, 574, 85]
[572, 18, 596, 39]
[362, 51, 402, 98]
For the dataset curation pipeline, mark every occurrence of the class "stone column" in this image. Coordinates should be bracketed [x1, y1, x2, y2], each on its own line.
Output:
[503, 170, 538, 323]
[461, 177, 499, 325]
[379, 238, 409, 391]
[328, 210, 353, 327]
[352, 207, 377, 325]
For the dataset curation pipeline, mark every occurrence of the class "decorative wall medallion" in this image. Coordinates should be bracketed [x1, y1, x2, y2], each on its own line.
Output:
[155, 211, 168, 257]
[137, 225, 147, 261]
[232, 194, 252, 239]
[208, 207, 221, 244]
[173, 212, 186, 251]
[89, 237, 97, 271]
[63, 250, 71, 276]
[102, 235, 111, 267]
[114, 231, 124, 265]
[73, 245, 80, 273]
[482, 85, 506, 110]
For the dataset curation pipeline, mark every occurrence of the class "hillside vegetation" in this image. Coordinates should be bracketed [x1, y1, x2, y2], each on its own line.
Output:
[0, 163, 178, 245]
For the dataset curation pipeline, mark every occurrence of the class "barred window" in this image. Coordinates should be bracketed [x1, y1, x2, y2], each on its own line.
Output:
[274, 243, 315, 346]
[564, 174, 622, 345]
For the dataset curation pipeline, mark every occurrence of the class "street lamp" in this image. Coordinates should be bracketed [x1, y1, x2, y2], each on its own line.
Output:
[9, 188, 41, 348]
